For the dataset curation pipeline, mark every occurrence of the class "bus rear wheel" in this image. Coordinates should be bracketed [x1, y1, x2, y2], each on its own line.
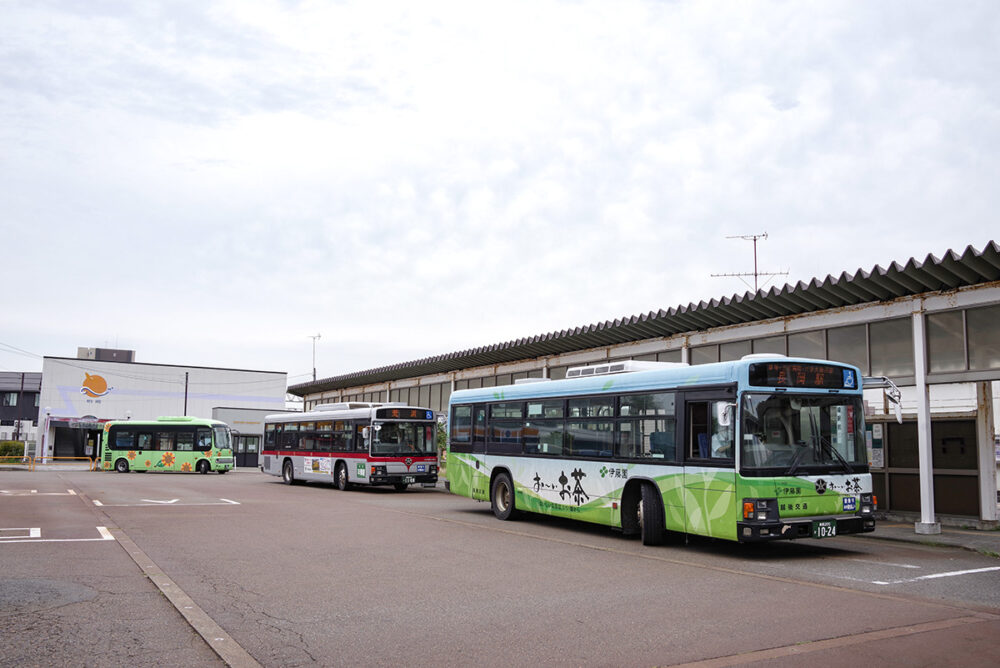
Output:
[335, 463, 349, 491]
[638, 483, 665, 546]
[197, 460, 210, 474]
[282, 460, 295, 485]
[491, 472, 518, 521]
[115, 458, 129, 473]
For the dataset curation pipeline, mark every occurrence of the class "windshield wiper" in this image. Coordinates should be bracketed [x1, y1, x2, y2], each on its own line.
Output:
[786, 442, 809, 476]
[807, 412, 854, 474]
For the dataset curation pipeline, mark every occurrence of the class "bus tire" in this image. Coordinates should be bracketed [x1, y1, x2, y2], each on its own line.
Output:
[282, 460, 295, 485]
[639, 483, 665, 546]
[115, 458, 129, 473]
[491, 472, 518, 521]
[217, 469, 228, 474]
[335, 462, 349, 491]
[393, 483, 409, 491]
[197, 460, 210, 474]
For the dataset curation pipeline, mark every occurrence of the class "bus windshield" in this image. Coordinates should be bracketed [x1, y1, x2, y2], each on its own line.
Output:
[213, 426, 232, 451]
[740, 393, 866, 474]
[371, 422, 435, 456]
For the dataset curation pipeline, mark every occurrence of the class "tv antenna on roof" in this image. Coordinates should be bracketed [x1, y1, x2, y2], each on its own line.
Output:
[711, 232, 788, 292]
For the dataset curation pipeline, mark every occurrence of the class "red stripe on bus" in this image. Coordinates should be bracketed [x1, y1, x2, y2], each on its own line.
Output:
[261, 450, 436, 462]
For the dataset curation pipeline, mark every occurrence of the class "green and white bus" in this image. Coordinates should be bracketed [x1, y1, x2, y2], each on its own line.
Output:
[447, 355, 888, 544]
[101, 417, 234, 474]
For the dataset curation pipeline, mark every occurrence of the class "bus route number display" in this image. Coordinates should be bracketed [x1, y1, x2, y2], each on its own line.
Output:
[375, 408, 435, 420]
[748, 362, 857, 390]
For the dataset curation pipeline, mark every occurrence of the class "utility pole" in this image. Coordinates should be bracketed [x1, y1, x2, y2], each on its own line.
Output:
[711, 232, 788, 291]
[309, 334, 321, 381]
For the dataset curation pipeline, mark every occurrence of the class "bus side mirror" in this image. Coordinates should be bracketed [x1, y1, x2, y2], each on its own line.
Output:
[717, 402, 736, 427]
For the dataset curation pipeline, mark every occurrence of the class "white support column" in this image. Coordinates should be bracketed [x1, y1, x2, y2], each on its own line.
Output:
[912, 310, 940, 534]
[976, 381, 998, 523]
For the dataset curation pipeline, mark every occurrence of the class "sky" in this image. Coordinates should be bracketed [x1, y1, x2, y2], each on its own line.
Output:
[2, 1, 998, 385]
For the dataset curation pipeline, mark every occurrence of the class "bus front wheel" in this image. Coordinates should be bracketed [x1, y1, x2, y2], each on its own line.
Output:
[491, 472, 519, 521]
[393, 483, 408, 491]
[639, 483, 665, 546]
[115, 459, 129, 473]
[282, 460, 295, 485]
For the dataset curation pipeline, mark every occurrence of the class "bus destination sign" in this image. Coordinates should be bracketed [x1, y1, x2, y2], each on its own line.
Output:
[748, 362, 857, 390]
[375, 408, 435, 420]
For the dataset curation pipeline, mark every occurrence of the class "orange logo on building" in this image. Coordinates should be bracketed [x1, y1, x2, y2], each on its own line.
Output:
[81, 373, 114, 398]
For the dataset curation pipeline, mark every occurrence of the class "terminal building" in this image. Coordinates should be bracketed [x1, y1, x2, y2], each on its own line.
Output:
[35, 349, 287, 467]
[289, 242, 1000, 530]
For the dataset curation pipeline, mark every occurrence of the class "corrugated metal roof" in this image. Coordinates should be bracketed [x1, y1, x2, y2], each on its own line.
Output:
[289, 241, 1000, 395]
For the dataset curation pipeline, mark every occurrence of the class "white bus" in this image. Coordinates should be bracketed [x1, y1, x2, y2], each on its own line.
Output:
[261, 402, 439, 491]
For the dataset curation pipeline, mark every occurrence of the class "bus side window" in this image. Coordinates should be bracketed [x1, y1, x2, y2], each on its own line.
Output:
[196, 428, 212, 451]
[156, 431, 174, 451]
[177, 431, 195, 452]
[136, 433, 152, 451]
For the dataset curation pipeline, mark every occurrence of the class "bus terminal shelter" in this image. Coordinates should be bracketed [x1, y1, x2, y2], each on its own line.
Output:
[291, 242, 1000, 533]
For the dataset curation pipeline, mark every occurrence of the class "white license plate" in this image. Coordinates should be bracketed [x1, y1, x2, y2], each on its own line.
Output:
[403, 476, 415, 484]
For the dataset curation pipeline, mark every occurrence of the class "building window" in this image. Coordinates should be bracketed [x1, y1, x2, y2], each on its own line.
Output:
[719, 340, 751, 362]
[869, 318, 914, 376]
[788, 330, 825, 359]
[1, 393, 16, 407]
[690, 345, 719, 365]
[927, 310, 966, 372]
[968, 304, 1000, 370]
[827, 325, 867, 373]
[752, 336, 786, 355]
[657, 350, 683, 363]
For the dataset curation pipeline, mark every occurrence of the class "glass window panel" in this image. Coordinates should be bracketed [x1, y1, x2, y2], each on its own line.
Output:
[419, 385, 431, 408]
[690, 345, 718, 365]
[566, 422, 614, 457]
[617, 418, 676, 460]
[568, 397, 614, 417]
[430, 383, 442, 412]
[496, 374, 512, 386]
[114, 430, 135, 449]
[156, 432, 173, 451]
[927, 311, 966, 372]
[531, 421, 564, 455]
[619, 392, 675, 417]
[548, 366, 568, 380]
[490, 403, 523, 419]
[455, 380, 469, 391]
[788, 330, 826, 359]
[527, 400, 563, 418]
[720, 340, 751, 362]
[752, 336, 786, 355]
[869, 318, 914, 376]
[450, 406, 472, 443]
[481, 376, 496, 388]
[176, 432, 194, 451]
[657, 350, 683, 363]
[827, 325, 868, 372]
[441, 385, 452, 412]
[968, 305, 1000, 370]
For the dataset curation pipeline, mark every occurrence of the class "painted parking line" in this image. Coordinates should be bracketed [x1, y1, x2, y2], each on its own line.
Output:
[0, 528, 42, 539]
[93, 498, 241, 507]
[0, 489, 77, 496]
[874, 566, 1000, 585]
[0, 526, 116, 544]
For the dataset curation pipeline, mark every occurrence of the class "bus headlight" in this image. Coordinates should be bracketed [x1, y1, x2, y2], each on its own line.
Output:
[859, 493, 875, 515]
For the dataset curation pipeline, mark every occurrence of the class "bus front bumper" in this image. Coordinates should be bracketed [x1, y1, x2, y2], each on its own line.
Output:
[737, 516, 875, 542]
[369, 474, 438, 486]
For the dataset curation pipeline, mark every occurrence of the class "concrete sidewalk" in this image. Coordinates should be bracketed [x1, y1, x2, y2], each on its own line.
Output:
[863, 518, 1000, 557]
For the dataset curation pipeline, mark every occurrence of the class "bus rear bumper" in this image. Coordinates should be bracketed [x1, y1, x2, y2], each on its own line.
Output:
[737, 516, 876, 542]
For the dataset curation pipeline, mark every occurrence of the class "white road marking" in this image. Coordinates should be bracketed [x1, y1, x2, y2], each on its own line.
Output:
[847, 558, 921, 569]
[0, 528, 41, 539]
[141, 498, 179, 504]
[874, 566, 1000, 585]
[92, 499, 241, 507]
[0, 526, 116, 544]
[1, 489, 78, 496]
[219, 498, 240, 505]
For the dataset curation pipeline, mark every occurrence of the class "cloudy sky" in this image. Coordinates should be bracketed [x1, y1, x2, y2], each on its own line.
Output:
[2, 1, 997, 384]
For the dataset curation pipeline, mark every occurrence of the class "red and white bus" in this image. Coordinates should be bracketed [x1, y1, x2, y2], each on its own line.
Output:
[261, 402, 439, 491]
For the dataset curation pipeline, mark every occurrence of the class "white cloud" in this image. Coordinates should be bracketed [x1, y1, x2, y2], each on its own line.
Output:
[2, 1, 998, 378]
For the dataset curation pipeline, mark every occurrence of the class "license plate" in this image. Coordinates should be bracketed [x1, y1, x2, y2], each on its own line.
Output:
[403, 476, 415, 484]
[812, 520, 837, 538]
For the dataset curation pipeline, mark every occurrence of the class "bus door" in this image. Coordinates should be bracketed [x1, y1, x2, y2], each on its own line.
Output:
[680, 389, 738, 540]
